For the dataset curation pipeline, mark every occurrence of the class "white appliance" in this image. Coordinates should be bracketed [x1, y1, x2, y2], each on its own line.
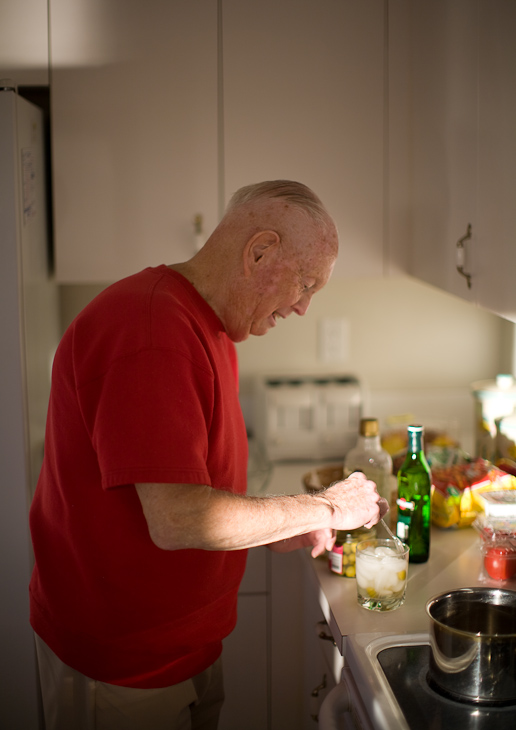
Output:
[253, 375, 362, 461]
[0, 83, 60, 730]
[319, 632, 516, 729]
[471, 375, 516, 459]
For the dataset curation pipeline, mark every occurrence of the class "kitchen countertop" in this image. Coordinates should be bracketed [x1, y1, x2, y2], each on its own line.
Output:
[261, 461, 515, 656]
[305, 524, 483, 655]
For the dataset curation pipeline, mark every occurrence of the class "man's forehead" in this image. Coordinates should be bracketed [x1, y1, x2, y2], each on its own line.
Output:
[288, 241, 336, 281]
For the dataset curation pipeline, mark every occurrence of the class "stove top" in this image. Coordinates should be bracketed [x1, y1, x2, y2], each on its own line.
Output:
[378, 644, 516, 729]
[344, 633, 516, 730]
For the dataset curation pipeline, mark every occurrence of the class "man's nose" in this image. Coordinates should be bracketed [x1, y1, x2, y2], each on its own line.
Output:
[292, 292, 312, 316]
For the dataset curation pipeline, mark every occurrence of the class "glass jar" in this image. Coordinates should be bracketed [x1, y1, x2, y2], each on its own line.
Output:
[328, 526, 376, 577]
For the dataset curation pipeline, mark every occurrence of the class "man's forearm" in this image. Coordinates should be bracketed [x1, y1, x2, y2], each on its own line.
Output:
[135, 473, 385, 552]
[135, 482, 334, 551]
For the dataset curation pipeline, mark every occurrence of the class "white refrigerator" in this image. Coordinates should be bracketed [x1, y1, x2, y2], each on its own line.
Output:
[0, 85, 60, 729]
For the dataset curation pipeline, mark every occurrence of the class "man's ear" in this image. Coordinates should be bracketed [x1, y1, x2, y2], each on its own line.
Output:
[243, 230, 280, 275]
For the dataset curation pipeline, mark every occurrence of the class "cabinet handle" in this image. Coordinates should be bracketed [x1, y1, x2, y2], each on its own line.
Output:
[456, 224, 472, 289]
[318, 630, 337, 645]
[310, 673, 327, 722]
[317, 620, 337, 646]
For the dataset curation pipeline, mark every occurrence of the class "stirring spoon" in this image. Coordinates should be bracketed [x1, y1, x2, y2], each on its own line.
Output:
[380, 517, 405, 554]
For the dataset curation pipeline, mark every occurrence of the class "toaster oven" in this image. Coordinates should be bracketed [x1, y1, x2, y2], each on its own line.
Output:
[253, 375, 362, 462]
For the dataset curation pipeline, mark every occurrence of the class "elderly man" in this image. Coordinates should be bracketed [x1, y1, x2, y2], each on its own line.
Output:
[29, 180, 387, 729]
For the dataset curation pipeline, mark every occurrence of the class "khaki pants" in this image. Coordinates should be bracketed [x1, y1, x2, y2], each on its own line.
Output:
[34, 634, 224, 730]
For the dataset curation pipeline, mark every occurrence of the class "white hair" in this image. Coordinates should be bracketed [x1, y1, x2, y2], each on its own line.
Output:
[225, 180, 334, 228]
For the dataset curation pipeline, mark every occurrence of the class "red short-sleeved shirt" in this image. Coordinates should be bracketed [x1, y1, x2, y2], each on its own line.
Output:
[29, 266, 249, 688]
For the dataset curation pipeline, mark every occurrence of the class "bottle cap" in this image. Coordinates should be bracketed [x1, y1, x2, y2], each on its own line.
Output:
[407, 424, 424, 433]
[360, 418, 379, 437]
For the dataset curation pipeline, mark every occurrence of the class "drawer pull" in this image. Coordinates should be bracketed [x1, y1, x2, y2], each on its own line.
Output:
[310, 673, 327, 721]
[317, 619, 337, 646]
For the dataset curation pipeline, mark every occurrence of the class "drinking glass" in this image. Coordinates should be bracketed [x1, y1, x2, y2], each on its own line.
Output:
[355, 538, 409, 612]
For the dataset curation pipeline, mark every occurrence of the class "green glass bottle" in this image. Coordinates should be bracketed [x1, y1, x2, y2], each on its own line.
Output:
[396, 425, 432, 563]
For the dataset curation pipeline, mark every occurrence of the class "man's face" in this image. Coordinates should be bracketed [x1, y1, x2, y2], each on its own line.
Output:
[229, 223, 338, 341]
[247, 248, 335, 337]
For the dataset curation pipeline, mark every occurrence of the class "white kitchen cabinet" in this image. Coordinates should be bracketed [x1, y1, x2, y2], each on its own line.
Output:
[475, 0, 516, 322]
[269, 550, 307, 730]
[51, 0, 389, 283]
[50, 0, 219, 282]
[408, 0, 516, 322]
[302, 568, 341, 729]
[219, 548, 269, 730]
[409, 0, 477, 304]
[222, 0, 386, 280]
[0, 0, 49, 86]
[220, 547, 308, 730]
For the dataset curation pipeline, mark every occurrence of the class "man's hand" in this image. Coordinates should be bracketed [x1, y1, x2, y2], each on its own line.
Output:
[268, 528, 336, 558]
[320, 471, 389, 531]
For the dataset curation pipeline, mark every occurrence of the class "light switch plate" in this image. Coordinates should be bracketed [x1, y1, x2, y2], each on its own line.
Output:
[318, 317, 349, 362]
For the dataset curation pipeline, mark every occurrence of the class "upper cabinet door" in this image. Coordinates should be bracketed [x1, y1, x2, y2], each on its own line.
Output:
[50, 0, 219, 283]
[221, 0, 385, 279]
[475, 0, 516, 322]
[409, 0, 516, 322]
[0, 0, 49, 86]
[409, 0, 477, 303]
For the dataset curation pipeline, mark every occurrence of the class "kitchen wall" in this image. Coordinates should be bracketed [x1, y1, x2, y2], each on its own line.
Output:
[236, 275, 509, 388]
[60, 272, 513, 455]
[236, 273, 513, 454]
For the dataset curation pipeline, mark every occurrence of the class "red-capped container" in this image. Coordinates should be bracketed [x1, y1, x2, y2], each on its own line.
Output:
[474, 515, 516, 582]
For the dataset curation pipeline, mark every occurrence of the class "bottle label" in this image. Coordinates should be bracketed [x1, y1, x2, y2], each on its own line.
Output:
[396, 521, 410, 541]
[329, 545, 343, 575]
[397, 498, 416, 540]
[397, 497, 415, 512]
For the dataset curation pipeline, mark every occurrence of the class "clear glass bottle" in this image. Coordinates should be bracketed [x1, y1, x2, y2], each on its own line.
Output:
[396, 424, 432, 563]
[344, 418, 394, 505]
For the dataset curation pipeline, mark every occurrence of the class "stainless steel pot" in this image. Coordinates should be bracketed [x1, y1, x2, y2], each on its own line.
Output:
[426, 587, 516, 705]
